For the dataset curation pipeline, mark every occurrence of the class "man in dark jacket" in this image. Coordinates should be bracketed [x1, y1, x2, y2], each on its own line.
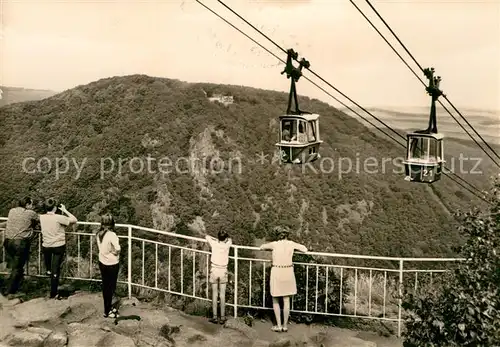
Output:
[0, 197, 39, 296]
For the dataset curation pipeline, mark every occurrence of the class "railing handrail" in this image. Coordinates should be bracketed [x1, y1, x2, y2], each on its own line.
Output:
[0, 217, 465, 262]
[0, 216, 462, 338]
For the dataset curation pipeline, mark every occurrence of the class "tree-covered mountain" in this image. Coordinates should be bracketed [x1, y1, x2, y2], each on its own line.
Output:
[0, 75, 495, 258]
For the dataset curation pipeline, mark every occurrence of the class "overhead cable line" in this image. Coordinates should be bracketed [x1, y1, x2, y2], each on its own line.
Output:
[355, 0, 500, 166]
[195, 0, 405, 147]
[207, 0, 488, 203]
[215, 0, 405, 144]
[213, 0, 489, 202]
[195, 0, 489, 204]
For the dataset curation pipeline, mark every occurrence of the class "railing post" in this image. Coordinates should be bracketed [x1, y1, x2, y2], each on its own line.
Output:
[233, 246, 238, 318]
[38, 232, 41, 275]
[128, 225, 132, 299]
[1, 228, 5, 264]
[397, 259, 404, 338]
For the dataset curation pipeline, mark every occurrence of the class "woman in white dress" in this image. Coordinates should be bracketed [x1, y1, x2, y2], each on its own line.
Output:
[259, 227, 308, 332]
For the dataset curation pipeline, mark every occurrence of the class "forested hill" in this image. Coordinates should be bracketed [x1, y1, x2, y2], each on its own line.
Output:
[0, 75, 494, 258]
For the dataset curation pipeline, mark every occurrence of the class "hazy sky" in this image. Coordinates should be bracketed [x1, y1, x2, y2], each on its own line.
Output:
[1, 0, 499, 110]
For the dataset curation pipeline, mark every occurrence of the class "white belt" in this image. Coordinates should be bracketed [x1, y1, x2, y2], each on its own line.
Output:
[211, 263, 227, 268]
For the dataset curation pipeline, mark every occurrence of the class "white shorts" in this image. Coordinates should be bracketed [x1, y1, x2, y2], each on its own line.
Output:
[209, 266, 228, 284]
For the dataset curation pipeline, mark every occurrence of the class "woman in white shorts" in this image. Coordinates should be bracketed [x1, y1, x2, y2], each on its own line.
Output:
[206, 230, 232, 324]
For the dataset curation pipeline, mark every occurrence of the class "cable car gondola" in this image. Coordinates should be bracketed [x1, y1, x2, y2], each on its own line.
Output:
[276, 49, 323, 164]
[403, 67, 445, 183]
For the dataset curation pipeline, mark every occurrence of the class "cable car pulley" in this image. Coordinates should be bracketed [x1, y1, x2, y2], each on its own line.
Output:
[403, 67, 446, 183]
[275, 49, 323, 164]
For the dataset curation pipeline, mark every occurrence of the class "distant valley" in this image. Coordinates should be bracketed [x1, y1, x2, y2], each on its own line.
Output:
[342, 106, 500, 145]
[0, 86, 57, 107]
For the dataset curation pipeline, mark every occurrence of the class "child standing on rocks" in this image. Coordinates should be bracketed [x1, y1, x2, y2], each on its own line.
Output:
[205, 230, 232, 324]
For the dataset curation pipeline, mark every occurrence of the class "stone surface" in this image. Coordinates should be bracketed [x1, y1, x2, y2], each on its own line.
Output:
[113, 318, 142, 336]
[45, 331, 68, 347]
[26, 327, 52, 340]
[252, 340, 271, 347]
[98, 330, 136, 347]
[66, 323, 134, 347]
[119, 296, 140, 308]
[5, 330, 45, 347]
[10, 298, 70, 326]
[0, 294, 8, 306]
[61, 302, 97, 323]
[4, 298, 21, 307]
[308, 330, 378, 347]
[66, 323, 108, 347]
[136, 335, 173, 347]
[0, 292, 400, 347]
[224, 317, 259, 340]
[215, 327, 254, 347]
[0, 328, 58, 347]
[269, 337, 291, 347]
[325, 335, 377, 347]
[0, 311, 16, 341]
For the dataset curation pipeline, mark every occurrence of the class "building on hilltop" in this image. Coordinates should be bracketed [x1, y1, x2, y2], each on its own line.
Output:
[207, 94, 234, 107]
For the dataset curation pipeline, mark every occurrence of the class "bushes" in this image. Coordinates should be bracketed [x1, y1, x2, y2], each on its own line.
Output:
[402, 177, 500, 346]
[290, 252, 350, 324]
[238, 252, 350, 324]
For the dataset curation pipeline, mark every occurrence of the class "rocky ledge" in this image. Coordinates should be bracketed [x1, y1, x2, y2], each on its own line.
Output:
[0, 292, 401, 347]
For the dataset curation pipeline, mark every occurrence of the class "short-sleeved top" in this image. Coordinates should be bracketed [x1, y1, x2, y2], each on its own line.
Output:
[261, 240, 308, 266]
[206, 235, 232, 267]
[4, 207, 39, 240]
[40, 212, 72, 248]
[97, 230, 121, 266]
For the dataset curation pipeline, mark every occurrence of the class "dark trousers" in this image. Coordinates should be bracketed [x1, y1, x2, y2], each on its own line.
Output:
[42, 245, 66, 298]
[98, 261, 119, 315]
[3, 238, 31, 295]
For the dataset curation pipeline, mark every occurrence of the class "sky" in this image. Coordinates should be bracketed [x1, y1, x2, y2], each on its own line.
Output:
[1, 0, 499, 111]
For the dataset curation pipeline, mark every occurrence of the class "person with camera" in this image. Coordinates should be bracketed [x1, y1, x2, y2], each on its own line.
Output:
[0, 197, 40, 296]
[39, 198, 77, 299]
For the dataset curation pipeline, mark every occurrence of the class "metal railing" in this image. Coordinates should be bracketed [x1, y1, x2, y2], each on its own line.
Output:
[0, 217, 462, 337]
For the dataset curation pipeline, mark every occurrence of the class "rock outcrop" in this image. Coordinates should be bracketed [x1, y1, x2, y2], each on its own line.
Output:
[0, 291, 401, 347]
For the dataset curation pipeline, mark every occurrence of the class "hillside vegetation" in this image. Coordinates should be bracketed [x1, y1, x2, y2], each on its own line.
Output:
[0, 74, 495, 259]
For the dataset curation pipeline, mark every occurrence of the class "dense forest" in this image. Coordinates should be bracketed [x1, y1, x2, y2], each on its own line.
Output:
[0, 75, 496, 259]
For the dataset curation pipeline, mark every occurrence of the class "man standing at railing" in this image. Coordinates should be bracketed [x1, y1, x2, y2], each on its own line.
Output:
[205, 230, 232, 325]
[0, 197, 39, 297]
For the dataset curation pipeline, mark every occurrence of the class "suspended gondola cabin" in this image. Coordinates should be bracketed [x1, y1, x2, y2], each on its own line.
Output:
[404, 132, 444, 183]
[276, 49, 322, 164]
[403, 67, 445, 183]
[277, 113, 322, 164]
